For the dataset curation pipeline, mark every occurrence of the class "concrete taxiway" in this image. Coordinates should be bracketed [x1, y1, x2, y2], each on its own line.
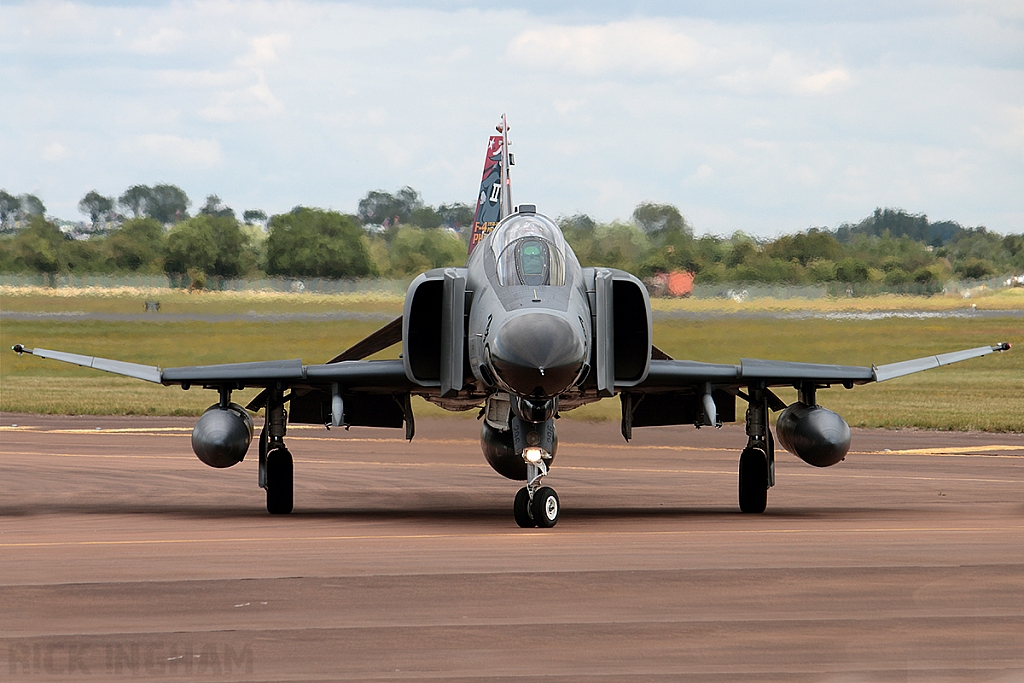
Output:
[1, 413, 1022, 681]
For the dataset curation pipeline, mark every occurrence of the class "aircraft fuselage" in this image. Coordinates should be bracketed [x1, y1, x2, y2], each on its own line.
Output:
[465, 206, 591, 402]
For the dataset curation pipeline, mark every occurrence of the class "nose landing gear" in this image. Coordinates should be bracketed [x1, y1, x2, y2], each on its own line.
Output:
[510, 411, 560, 528]
[513, 461, 560, 528]
[513, 487, 560, 528]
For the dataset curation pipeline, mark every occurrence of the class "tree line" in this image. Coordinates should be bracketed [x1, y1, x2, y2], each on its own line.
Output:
[0, 184, 1021, 288]
[563, 205, 1023, 287]
[0, 185, 473, 281]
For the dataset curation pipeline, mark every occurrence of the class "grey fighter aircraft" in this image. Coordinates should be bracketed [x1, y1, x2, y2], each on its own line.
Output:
[11, 121, 1011, 527]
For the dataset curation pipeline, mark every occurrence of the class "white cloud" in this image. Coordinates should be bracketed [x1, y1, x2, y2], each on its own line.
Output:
[509, 19, 853, 99]
[976, 105, 1024, 154]
[508, 20, 707, 77]
[692, 164, 714, 181]
[0, 1, 1020, 236]
[200, 71, 285, 122]
[130, 135, 223, 168]
[42, 142, 69, 162]
[130, 27, 186, 54]
[553, 99, 586, 116]
[794, 68, 851, 94]
[378, 136, 415, 168]
[155, 69, 238, 90]
[715, 50, 852, 96]
[235, 34, 291, 68]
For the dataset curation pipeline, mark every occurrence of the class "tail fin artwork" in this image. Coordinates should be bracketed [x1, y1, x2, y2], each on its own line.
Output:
[468, 114, 513, 254]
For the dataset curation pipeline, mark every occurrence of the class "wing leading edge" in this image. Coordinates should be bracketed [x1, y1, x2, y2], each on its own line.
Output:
[11, 344, 414, 392]
[637, 342, 1010, 391]
[13, 341, 1010, 392]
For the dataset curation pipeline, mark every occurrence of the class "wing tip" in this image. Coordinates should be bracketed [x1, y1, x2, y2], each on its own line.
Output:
[12, 344, 28, 355]
[996, 341, 1011, 352]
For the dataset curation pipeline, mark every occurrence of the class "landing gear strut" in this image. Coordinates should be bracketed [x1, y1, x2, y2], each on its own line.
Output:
[739, 385, 775, 514]
[260, 389, 293, 514]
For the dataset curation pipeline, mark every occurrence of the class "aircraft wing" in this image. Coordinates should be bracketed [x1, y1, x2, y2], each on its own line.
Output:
[638, 342, 1011, 391]
[10, 344, 415, 392]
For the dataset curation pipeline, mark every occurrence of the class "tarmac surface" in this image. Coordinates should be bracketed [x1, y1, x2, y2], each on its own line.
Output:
[1, 413, 1022, 681]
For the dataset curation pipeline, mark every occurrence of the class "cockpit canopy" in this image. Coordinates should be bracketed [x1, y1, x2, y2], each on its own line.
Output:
[490, 213, 567, 287]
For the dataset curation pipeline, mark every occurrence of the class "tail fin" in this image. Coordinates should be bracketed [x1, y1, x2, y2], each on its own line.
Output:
[468, 114, 513, 254]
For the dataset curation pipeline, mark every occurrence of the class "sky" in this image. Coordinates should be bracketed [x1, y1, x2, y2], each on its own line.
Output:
[2, 0, 1022, 237]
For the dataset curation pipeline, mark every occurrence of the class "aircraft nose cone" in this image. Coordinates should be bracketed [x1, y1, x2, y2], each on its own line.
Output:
[488, 312, 586, 397]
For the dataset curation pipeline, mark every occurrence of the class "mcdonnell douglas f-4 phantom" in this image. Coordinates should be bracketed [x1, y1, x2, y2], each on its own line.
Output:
[12, 118, 1012, 527]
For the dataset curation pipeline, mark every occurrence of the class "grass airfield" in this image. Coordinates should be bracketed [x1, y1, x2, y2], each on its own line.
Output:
[1, 286, 1021, 431]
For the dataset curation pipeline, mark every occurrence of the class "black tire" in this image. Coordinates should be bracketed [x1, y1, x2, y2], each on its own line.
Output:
[266, 448, 293, 515]
[738, 447, 768, 514]
[531, 486, 559, 528]
[513, 487, 535, 528]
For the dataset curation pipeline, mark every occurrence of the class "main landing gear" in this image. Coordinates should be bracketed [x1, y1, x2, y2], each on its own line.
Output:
[260, 391, 293, 515]
[739, 385, 775, 514]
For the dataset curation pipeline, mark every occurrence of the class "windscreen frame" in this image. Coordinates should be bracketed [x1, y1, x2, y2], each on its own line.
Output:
[490, 214, 568, 287]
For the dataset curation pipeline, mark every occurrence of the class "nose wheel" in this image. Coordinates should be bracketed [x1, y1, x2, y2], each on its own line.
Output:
[513, 485, 560, 528]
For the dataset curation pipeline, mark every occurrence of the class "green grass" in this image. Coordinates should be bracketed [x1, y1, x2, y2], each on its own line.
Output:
[1, 290, 1020, 430]
[0, 286, 405, 315]
[3, 284, 1023, 316]
[651, 286, 1024, 313]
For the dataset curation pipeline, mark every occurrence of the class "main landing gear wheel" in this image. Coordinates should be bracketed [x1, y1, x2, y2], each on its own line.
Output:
[266, 448, 293, 515]
[738, 447, 768, 514]
[513, 487, 535, 528]
[531, 486, 560, 528]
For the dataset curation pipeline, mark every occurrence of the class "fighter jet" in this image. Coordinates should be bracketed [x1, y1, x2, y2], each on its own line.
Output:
[12, 118, 1011, 527]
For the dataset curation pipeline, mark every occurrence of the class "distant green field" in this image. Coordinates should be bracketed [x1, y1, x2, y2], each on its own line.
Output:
[1, 288, 1020, 430]
[0, 286, 405, 315]
[3, 283, 1023, 314]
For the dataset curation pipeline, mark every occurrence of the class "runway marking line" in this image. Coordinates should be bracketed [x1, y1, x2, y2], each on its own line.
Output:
[0, 425, 326, 434]
[868, 445, 1024, 455]
[3, 426, 1020, 459]
[2, 450, 195, 461]
[2, 525, 1023, 549]
[2, 451, 1021, 484]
